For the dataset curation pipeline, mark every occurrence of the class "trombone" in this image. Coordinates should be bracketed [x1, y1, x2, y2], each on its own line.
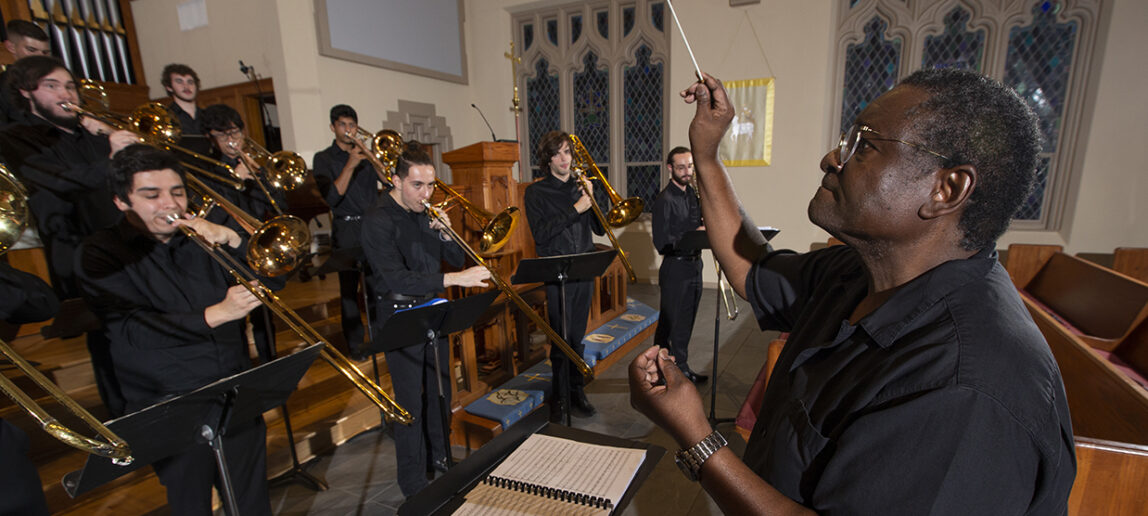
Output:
[166, 184, 413, 424]
[62, 80, 240, 189]
[0, 163, 133, 464]
[430, 180, 519, 255]
[422, 198, 595, 380]
[347, 127, 403, 187]
[568, 134, 641, 283]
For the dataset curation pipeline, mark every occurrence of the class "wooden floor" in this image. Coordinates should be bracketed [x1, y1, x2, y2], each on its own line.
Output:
[2, 272, 394, 515]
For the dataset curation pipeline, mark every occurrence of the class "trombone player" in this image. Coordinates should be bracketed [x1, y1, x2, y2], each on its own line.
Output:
[360, 142, 490, 497]
[0, 55, 137, 417]
[76, 144, 276, 516]
[523, 130, 605, 423]
[200, 103, 288, 220]
[652, 146, 707, 384]
[312, 104, 380, 360]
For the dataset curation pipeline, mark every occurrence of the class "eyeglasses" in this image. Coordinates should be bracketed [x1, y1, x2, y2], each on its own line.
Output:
[213, 128, 244, 140]
[838, 123, 951, 166]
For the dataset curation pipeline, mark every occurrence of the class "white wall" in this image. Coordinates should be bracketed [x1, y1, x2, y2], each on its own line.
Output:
[131, 0, 1148, 283]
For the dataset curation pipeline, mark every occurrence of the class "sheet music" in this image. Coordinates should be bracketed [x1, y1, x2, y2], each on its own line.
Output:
[454, 483, 606, 516]
[454, 434, 647, 515]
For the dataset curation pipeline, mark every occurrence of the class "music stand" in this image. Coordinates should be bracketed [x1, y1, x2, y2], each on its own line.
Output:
[678, 227, 779, 425]
[398, 408, 665, 516]
[372, 290, 501, 468]
[512, 249, 616, 425]
[62, 343, 323, 516]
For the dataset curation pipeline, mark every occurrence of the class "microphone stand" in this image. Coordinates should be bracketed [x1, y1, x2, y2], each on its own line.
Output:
[239, 61, 279, 151]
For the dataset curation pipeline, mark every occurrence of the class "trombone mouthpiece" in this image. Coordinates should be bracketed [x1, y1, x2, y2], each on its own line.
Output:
[164, 213, 180, 225]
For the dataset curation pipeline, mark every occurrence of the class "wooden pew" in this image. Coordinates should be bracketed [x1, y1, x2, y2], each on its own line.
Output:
[1113, 247, 1148, 284]
[1007, 245, 1148, 352]
[1070, 437, 1148, 515]
[1005, 245, 1148, 445]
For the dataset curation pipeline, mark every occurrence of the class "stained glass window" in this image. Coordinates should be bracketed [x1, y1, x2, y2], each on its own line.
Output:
[922, 7, 984, 71]
[523, 23, 534, 51]
[516, 1, 670, 206]
[1015, 158, 1050, 220]
[527, 58, 560, 178]
[547, 18, 558, 45]
[1005, 2, 1076, 220]
[625, 46, 663, 210]
[841, 16, 901, 134]
[574, 51, 610, 207]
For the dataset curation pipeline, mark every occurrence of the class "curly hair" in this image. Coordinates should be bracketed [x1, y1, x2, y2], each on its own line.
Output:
[330, 104, 357, 124]
[898, 68, 1042, 251]
[161, 63, 200, 90]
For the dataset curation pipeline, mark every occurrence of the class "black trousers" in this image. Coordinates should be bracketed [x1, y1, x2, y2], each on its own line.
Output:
[545, 279, 592, 400]
[151, 416, 271, 516]
[383, 333, 451, 497]
[655, 256, 703, 370]
[332, 218, 371, 354]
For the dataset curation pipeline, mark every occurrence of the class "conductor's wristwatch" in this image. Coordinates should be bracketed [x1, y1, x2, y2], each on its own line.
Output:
[674, 430, 727, 481]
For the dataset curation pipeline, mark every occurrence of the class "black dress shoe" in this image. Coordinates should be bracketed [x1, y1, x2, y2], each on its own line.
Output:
[570, 390, 596, 418]
[682, 370, 709, 385]
[431, 457, 450, 473]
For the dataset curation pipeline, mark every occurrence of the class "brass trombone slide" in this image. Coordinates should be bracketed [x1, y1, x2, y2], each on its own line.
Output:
[346, 128, 403, 187]
[422, 200, 594, 380]
[431, 180, 519, 255]
[166, 213, 414, 425]
[63, 79, 236, 175]
[0, 163, 132, 463]
[568, 135, 640, 283]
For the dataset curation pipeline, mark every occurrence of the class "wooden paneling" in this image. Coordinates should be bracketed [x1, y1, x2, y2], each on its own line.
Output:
[1069, 437, 1148, 515]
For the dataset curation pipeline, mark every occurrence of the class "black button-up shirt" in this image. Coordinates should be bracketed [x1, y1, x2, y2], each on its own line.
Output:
[312, 140, 379, 218]
[652, 182, 701, 256]
[523, 173, 604, 257]
[201, 154, 288, 224]
[360, 192, 464, 326]
[743, 245, 1075, 514]
[77, 219, 283, 412]
[0, 116, 121, 237]
[167, 102, 213, 156]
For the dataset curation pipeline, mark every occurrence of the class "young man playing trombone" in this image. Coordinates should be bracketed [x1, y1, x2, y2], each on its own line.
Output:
[312, 104, 381, 360]
[360, 143, 490, 498]
[523, 130, 605, 423]
[76, 144, 275, 516]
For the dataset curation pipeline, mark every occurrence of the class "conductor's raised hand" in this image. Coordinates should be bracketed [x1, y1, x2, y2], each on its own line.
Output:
[681, 73, 735, 161]
[629, 345, 712, 448]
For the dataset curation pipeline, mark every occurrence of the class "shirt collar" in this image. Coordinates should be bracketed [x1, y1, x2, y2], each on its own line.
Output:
[858, 247, 998, 348]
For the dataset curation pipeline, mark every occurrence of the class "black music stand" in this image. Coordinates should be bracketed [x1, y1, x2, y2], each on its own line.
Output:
[512, 249, 616, 426]
[372, 290, 501, 468]
[678, 227, 779, 426]
[62, 343, 323, 516]
[398, 408, 665, 516]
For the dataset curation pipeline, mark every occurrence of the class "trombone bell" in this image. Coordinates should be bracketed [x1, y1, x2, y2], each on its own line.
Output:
[248, 215, 312, 277]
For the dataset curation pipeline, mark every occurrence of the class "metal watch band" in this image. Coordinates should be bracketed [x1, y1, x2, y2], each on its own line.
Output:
[675, 430, 728, 481]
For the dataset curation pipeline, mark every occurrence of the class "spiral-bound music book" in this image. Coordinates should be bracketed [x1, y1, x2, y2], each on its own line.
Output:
[453, 433, 647, 515]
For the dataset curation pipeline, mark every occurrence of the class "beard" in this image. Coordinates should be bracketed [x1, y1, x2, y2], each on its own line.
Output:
[672, 173, 691, 187]
[31, 97, 79, 129]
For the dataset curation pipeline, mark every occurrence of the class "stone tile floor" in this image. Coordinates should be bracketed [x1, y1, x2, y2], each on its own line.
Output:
[267, 283, 779, 515]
